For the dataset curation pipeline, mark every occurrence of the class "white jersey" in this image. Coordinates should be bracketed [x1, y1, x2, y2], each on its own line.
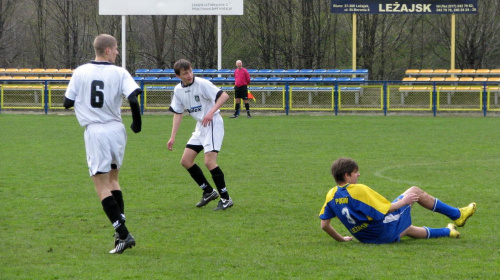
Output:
[170, 77, 223, 122]
[65, 61, 139, 127]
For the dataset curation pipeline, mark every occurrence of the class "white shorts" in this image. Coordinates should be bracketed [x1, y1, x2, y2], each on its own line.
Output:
[84, 122, 127, 176]
[187, 114, 224, 153]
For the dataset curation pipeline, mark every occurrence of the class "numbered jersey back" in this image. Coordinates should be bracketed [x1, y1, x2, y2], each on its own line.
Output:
[65, 61, 139, 127]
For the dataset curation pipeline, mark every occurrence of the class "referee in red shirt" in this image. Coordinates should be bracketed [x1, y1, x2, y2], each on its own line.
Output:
[230, 60, 252, 118]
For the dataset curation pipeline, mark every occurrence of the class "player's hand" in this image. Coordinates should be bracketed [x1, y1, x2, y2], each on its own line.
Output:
[342, 236, 353, 242]
[202, 112, 214, 127]
[167, 138, 174, 151]
[130, 122, 141, 133]
[402, 193, 419, 205]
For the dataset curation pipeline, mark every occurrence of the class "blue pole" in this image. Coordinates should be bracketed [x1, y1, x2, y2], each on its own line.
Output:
[285, 82, 289, 115]
[334, 82, 338, 116]
[482, 82, 487, 117]
[432, 82, 437, 117]
[383, 82, 387, 116]
[44, 81, 49, 114]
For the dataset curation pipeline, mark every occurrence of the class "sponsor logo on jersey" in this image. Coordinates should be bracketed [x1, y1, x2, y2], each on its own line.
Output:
[187, 106, 202, 113]
[195, 95, 200, 102]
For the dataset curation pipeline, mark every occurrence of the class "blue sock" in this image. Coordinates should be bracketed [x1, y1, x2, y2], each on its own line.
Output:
[433, 199, 460, 220]
[424, 227, 451, 238]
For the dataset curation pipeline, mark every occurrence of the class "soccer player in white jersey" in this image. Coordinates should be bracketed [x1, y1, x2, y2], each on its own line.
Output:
[167, 59, 233, 210]
[63, 34, 142, 254]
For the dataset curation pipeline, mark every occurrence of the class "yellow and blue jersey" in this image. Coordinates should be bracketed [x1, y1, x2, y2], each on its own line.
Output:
[319, 183, 412, 244]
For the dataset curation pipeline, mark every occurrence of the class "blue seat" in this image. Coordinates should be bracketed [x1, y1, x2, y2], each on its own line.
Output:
[337, 77, 351, 82]
[326, 69, 341, 74]
[211, 77, 226, 82]
[295, 77, 309, 82]
[350, 77, 365, 82]
[135, 69, 149, 74]
[299, 69, 313, 74]
[171, 77, 181, 83]
[272, 69, 285, 75]
[192, 69, 203, 74]
[221, 86, 233, 91]
[144, 77, 158, 81]
[247, 69, 258, 74]
[353, 69, 369, 74]
[323, 77, 337, 82]
[146, 86, 167, 90]
[313, 69, 327, 74]
[281, 77, 295, 82]
[340, 87, 362, 91]
[267, 77, 281, 82]
[163, 69, 175, 74]
[217, 69, 232, 74]
[133, 76, 144, 81]
[309, 77, 323, 82]
[285, 69, 299, 74]
[258, 69, 272, 74]
[340, 69, 355, 74]
[158, 77, 171, 82]
[226, 77, 235, 83]
[252, 77, 268, 82]
[204, 69, 218, 75]
[248, 87, 263, 91]
[148, 69, 163, 74]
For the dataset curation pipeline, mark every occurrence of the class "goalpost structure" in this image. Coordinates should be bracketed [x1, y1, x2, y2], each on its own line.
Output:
[99, 0, 244, 69]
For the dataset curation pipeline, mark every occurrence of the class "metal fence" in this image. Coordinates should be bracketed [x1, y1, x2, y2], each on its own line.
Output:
[1, 79, 499, 116]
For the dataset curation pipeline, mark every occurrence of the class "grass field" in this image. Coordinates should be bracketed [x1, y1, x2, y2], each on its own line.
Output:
[0, 113, 499, 279]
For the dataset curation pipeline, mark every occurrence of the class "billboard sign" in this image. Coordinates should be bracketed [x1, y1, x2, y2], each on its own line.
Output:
[331, 0, 478, 14]
[99, 0, 244, 15]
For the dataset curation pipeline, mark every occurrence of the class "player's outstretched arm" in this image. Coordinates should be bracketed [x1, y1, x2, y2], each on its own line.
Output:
[128, 89, 142, 133]
[321, 219, 353, 242]
[167, 113, 183, 151]
[63, 97, 75, 109]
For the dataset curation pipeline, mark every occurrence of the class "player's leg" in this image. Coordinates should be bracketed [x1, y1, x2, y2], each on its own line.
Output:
[182, 146, 218, 206]
[231, 98, 241, 118]
[243, 96, 251, 118]
[401, 225, 460, 239]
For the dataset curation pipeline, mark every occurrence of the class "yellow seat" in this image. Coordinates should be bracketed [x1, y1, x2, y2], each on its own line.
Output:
[433, 69, 448, 75]
[488, 86, 500, 91]
[476, 69, 490, 74]
[439, 86, 457, 91]
[12, 76, 26, 80]
[58, 69, 74, 74]
[405, 69, 420, 75]
[468, 86, 482, 91]
[399, 86, 414, 91]
[431, 77, 445, 82]
[489, 69, 500, 75]
[52, 76, 67, 80]
[419, 69, 434, 75]
[31, 69, 47, 74]
[473, 77, 487, 82]
[402, 77, 416, 82]
[448, 69, 462, 74]
[416, 77, 431, 82]
[487, 77, 500, 82]
[0, 75, 13, 79]
[459, 77, 473, 82]
[39, 76, 53, 80]
[18, 68, 32, 74]
[445, 77, 459, 82]
[462, 69, 476, 74]
[412, 86, 431, 91]
[5, 68, 19, 74]
[45, 69, 59, 74]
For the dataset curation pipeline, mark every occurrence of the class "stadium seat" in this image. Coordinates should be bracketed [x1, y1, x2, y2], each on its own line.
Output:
[144, 77, 158, 81]
[326, 69, 340, 74]
[148, 69, 163, 75]
[285, 69, 299, 74]
[163, 69, 175, 74]
[353, 69, 369, 74]
[405, 69, 420, 75]
[58, 69, 73, 74]
[211, 77, 226, 82]
[416, 77, 431, 82]
[252, 77, 268, 82]
[31, 69, 46, 75]
[459, 77, 473, 82]
[204, 69, 218, 75]
[45, 69, 59, 74]
[281, 77, 295, 82]
[12, 76, 26, 80]
[135, 69, 149, 74]
[419, 69, 434, 75]
[445, 77, 459, 82]
[490, 69, 500, 75]
[272, 69, 285, 74]
[157, 77, 171, 82]
[299, 69, 313, 74]
[337, 77, 351, 82]
[462, 69, 476, 74]
[295, 77, 309, 82]
[192, 69, 203, 74]
[323, 77, 337, 82]
[171, 77, 181, 82]
[258, 69, 272, 74]
[133, 77, 144, 81]
[433, 69, 448, 75]
[226, 77, 235, 83]
[487, 77, 500, 82]
[313, 69, 327, 74]
[267, 77, 281, 82]
[448, 69, 462, 75]
[217, 69, 232, 74]
[402, 77, 417, 82]
[309, 77, 323, 82]
[350, 77, 365, 82]
[0, 75, 13, 79]
[247, 69, 258, 74]
[473, 77, 487, 82]
[431, 77, 445, 82]
[475, 69, 490, 74]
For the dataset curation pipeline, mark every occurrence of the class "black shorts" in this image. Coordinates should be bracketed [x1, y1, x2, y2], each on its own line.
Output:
[234, 85, 248, 100]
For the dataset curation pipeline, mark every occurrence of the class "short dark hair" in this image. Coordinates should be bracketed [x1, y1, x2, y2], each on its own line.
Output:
[331, 158, 358, 184]
[93, 34, 117, 57]
[174, 59, 192, 75]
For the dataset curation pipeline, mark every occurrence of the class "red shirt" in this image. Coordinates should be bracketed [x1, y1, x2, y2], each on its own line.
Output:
[234, 67, 251, 87]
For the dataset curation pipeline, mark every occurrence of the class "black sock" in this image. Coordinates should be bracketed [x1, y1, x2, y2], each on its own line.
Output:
[111, 190, 124, 215]
[210, 166, 229, 199]
[245, 103, 250, 112]
[187, 164, 214, 194]
[101, 196, 129, 239]
[235, 103, 240, 115]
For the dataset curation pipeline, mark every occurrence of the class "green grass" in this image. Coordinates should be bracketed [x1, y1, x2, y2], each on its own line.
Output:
[0, 113, 499, 279]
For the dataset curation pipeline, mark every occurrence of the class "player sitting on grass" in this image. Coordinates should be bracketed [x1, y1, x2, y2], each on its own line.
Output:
[319, 157, 476, 244]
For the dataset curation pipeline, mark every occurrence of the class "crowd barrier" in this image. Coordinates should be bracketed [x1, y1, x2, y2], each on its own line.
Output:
[1, 79, 499, 116]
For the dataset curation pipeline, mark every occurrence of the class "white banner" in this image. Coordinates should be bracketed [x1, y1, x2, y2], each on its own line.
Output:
[99, 0, 243, 15]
